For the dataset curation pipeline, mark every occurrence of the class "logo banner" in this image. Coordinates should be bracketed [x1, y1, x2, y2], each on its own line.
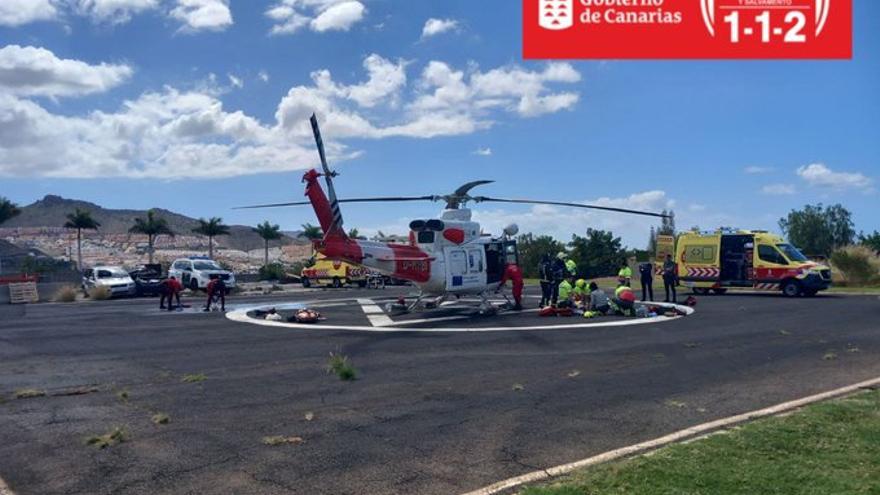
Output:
[524, 0, 852, 59]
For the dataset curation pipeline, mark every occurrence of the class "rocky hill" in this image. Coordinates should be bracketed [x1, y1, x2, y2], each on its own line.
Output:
[3, 195, 305, 251]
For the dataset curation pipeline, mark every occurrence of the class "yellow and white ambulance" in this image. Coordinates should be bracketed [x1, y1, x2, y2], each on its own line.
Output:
[300, 253, 369, 289]
[655, 230, 832, 297]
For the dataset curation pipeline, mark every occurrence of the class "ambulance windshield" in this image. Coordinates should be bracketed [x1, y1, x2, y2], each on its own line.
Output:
[776, 244, 808, 263]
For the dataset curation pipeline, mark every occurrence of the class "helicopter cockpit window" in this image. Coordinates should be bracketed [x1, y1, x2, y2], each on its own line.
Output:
[417, 231, 435, 244]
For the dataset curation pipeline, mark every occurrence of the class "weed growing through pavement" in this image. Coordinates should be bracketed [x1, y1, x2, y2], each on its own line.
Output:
[512, 383, 525, 391]
[86, 427, 127, 449]
[117, 389, 130, 402]
[665, 399, 688, 409]
[823, 352, 838, 361]
[15, 389, 46, 399]
[327, 353, 357, 381]
[304, 412, 315, 421]
[567, 370, 581, 378]
[152, 413, 170, 425]
[181, 373, 207, 383]
[262, 436, 304, 446]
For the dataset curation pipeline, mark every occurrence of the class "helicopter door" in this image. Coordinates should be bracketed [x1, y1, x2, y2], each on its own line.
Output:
[445, 247, 486, 291]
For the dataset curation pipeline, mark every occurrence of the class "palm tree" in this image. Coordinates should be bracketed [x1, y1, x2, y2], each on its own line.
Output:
[300, 223, 323, 240]
[129, 210, 175, 264]
[192, 217, 230, 259]
[253, 221, 282, 266]
[64, 208, 100, 270]
[0, 197, 20, 225]
[348, 228, 360, 239]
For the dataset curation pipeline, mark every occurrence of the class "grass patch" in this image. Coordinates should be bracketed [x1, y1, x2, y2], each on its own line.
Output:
[181, 373, 207, 383]
[53, 285, 79, 303]
[326, 353, 357, 381]
[522, 389, 880, 495]
[262, 435, 304, 446]
[87, 286, 112, 300]
[15, 388, 46, 399]
[151, 413, 170, 425]
[86, 427, 127, 449]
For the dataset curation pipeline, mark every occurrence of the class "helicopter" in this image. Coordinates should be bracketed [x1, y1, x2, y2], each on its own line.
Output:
[238, 114, 670, 313]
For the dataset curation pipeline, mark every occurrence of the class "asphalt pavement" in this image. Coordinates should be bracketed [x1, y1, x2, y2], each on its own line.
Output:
[0, 288, 878, 495]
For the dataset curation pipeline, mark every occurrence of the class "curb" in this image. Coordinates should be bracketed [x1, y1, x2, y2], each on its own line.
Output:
[461, 376, 880, 495]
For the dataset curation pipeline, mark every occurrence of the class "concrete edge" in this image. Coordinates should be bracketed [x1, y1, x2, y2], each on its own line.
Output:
[460, 376, 880, 495]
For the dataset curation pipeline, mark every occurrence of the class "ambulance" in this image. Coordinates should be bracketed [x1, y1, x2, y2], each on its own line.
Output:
[655, 230, 832, 297]
[300, 253, 369, 288]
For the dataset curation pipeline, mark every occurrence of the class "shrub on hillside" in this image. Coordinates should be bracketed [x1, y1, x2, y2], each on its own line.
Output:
[54, 285, 78, 303]
[830, 246, 880, 286]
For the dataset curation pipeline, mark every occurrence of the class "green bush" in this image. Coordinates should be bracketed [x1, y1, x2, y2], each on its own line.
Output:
[327, 352, 357, 381]
[259, 263, 286, 281]
[830, 246, 880, 286]
[54, 285, 78, 302]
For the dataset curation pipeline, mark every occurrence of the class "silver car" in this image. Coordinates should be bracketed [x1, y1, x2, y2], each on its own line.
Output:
[82, 266, 137, 297]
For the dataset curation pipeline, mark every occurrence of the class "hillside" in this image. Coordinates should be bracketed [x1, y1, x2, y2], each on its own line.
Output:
[3, 195, 306, 251]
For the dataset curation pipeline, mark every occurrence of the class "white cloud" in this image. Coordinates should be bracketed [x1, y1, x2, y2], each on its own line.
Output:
[0, 45, 133, 98]
[1, 53, 580, 180]
[169, 0, 232, 31]
[473, 147, 492, 156]
[761, 184, 796, 195]
[0, 0, 57, 26]
[796, 163, 873, 191]
[275, 56, 581, 139]
[72, 0, 160, 24]
[744, 165, 774, 174]
[421, 18, 458, 39]
[227, 73, 243, 88]
[258, 70, 270, 82]
[266, 0, 366, 35]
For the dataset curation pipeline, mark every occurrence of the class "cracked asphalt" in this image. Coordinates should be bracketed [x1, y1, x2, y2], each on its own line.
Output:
[0, 288, 878, 495]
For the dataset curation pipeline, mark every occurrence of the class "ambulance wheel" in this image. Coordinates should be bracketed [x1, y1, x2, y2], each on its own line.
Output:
[301, 278, 311, 288]
[332, 277, 342, 289]
[712, 289, 728, 295]
[782, 280, 802, 297]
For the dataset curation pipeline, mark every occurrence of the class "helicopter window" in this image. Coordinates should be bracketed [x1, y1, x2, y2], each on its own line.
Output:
[417, 231, 435, 244]
[449, 250, 467, 275]
[468, 250, 484, 273]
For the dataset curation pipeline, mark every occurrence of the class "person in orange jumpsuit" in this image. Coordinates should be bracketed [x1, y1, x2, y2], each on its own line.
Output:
[499, 262, 524, 311]
[203, 278, 227, 312]
[160, 276, 183, 311]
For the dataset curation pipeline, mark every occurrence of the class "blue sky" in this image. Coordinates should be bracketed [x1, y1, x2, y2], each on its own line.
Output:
[1, 0, 878, 248]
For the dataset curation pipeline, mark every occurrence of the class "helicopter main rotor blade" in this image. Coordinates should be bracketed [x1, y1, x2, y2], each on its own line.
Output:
[473, 197, 671, 219]
[234, 196, 438, 210]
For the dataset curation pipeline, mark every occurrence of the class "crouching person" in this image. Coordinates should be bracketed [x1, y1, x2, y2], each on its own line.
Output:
[160, 276, 183, 311]
[587, 282, 610, 315]
[613, 284, 637, 316]
[204, 278, 227, 312]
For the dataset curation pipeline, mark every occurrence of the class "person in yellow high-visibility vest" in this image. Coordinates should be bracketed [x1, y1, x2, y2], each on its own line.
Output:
[565, 258, 577, 277]
[572, 279, 589, 309]
[557, 277, 574, 308]
[617, 262, 632, 287]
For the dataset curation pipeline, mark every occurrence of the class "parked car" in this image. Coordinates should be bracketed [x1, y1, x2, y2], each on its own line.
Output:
[128, 264, 165, 297]
[82, 266, 136, 297]
[168, 257, 235, 292]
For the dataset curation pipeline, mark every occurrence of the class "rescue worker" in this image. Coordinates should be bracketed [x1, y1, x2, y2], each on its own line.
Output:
[550, 252, 567, 307]
[203, 277, 227, 312]
[662, 254, 678, 303]
[573, 279, 589, 309]
[557, 276, 574, 308]
[498, 261, 524, 311]
[565, 257, 577, 278]
[159, 276, 182, 311]
[638, 261, 654, 301]
[613, 283, 636, 316]
[588, 282, 610, 315]
[538, 254, 553, 308]
[617, 261, 633, 287]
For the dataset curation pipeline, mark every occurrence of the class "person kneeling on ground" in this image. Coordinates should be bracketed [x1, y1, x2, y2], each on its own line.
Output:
[588, 282, 610, 315]
[573, 279, 589, 309]
[203, 278, 227, 312]
[556, 277, 575, 308]
[159, 276, 183, 311]
[613, 284, 637, 316]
